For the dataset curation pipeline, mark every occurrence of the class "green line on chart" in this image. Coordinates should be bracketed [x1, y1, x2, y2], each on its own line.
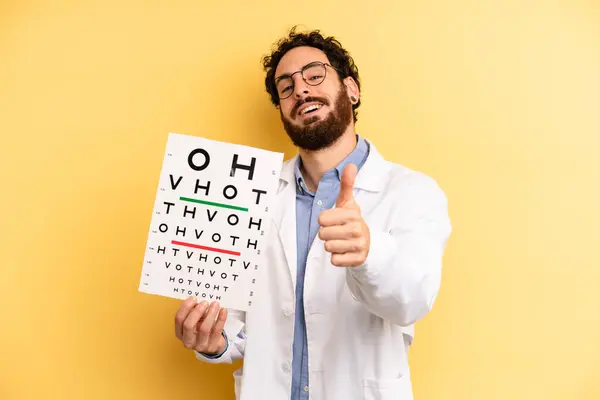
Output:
[179, 197, 249, 212]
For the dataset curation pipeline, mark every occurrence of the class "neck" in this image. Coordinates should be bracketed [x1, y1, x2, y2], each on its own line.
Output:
[298, 126, 357, 192]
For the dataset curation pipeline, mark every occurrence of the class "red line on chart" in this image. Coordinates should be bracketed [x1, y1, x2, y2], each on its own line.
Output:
[171, 240, 241, 256]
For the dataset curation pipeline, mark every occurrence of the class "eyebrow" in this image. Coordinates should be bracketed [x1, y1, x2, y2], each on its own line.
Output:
[274, 61, 323, 84]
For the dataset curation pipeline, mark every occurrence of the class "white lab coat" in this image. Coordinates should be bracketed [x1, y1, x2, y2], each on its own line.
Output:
[196, 140, 452, 400]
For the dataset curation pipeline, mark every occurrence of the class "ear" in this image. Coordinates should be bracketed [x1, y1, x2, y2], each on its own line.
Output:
[343, 76, 360, 103]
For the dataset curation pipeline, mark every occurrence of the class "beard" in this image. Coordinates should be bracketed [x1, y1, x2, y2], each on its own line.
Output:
[280, 86, 353, 151]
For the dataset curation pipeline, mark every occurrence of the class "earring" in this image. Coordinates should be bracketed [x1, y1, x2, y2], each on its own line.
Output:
[351, 96, 357, 103]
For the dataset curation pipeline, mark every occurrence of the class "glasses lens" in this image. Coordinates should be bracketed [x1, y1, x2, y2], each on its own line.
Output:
[303, 64, 326, 86]
[277, 77, 294, 99]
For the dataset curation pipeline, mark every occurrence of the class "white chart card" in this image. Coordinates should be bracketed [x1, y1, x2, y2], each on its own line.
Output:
[139, 133, 284, 311]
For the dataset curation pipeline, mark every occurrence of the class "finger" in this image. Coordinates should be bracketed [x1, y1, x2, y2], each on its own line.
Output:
[324, 239, 362, 254]
[319, 223, 363, 241]
[181, 301, 209, 348]
[174, 296, 200, 340]
[205, 308, 228, 354]
[197, 301, 221, 350]
[336, 163, 358, 208]
[331, 252, 365, 267]
[318, 208, 359, 227]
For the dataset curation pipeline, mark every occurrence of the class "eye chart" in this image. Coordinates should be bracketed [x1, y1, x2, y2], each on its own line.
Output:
[139, 133, 284, 311]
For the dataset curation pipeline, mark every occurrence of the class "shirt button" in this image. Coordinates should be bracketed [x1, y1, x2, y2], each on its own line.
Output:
[304, 386, 309, 392]
[283, 307, 293, 316]
[281, 362, 290, 372]
[317, 199, 323, 206]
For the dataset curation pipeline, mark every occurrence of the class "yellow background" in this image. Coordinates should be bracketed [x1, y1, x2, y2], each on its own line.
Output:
[1, 1, 599, 399]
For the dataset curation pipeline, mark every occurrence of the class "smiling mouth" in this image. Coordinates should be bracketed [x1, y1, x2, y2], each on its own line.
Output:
[299, 103, 323, 116]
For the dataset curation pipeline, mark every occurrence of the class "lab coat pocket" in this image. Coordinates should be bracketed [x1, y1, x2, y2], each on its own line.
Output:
[362, 377, 412, 400]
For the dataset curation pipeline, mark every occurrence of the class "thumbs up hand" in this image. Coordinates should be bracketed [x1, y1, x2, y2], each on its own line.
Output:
[317, 163, 371, 267]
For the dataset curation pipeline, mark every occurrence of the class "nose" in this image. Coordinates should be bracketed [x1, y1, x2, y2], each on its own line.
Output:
[292, 74, 310, 99]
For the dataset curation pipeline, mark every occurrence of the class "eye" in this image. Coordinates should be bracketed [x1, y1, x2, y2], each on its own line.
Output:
[308, 75, 323, 81]
[277, 78, 294, 96]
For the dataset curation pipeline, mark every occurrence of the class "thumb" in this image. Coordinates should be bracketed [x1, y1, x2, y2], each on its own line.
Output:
[336, 163, 358, 208]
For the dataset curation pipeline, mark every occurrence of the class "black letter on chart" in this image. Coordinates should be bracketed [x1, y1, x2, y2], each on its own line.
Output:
[188, 149, 210, 171]
[207, 209, 217, 222]
[169, 175, 183, 190]
[230, 154, 256, 180]
[223, 185, 238, 200]
[248, 217, 262, 231]
[195, 180, 210, 196]
[163, 202, 175, 214]
[183, 205, 196, 219]
[252, 189, 267, 205]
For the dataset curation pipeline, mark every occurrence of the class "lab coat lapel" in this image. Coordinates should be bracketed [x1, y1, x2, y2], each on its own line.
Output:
[271, 155, 298, 289]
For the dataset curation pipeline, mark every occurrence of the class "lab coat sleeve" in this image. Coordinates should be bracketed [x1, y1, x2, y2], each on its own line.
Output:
[194, 309, 246, 364]
[345, 173, 452, 327]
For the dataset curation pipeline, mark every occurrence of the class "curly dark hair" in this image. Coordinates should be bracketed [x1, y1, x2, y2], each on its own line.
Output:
[262, 26, 361, 123]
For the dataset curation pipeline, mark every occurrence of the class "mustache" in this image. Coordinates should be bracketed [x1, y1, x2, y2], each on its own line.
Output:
[291, 96, 330, 117]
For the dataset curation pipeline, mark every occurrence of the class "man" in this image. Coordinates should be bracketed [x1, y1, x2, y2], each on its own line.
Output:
[174, 27, 452, 400]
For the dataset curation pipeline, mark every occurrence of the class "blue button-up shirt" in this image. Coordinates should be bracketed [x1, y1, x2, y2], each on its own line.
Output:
[290, 135, 370, 399]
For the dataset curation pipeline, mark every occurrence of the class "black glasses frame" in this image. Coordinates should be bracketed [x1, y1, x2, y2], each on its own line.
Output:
[275, 61, 341, 100]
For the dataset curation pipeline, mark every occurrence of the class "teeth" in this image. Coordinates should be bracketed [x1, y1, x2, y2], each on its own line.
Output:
[300, 104, 321, 115]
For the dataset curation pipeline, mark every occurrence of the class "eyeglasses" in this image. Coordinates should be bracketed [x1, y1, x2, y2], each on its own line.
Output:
[275, 61, 340, 100]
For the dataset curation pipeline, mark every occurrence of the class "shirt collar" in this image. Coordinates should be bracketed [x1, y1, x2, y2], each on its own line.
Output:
[294, 134, 369, 194]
